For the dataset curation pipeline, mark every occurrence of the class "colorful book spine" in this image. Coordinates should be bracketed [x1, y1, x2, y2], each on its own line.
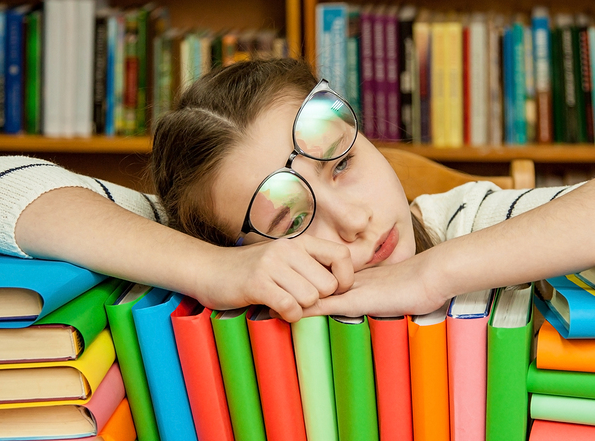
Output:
[93, 13, 108, 134]
[368, 316, 413, 441]
[372, 5, 388, 139]
[531, 394, 595, 426]
[315, 3, 347, 98]
[577, 17, 593, 142]
[398, 6, 416, 142]
[24, 8, 42, 134]
[291, 316, 339, 441]
[211, 308, 266, 441]
[431, 19, 447, 147]
[105, 13, 117, 136]
[123, 11, 139, 135]
[408, 303, 450, 441]
[345, 7, 361, 123]
[329, 315, 379, 441]
[0, 8, 5, 130]
[487, 13, 504, 146]
[532, 8, 553, 143]
[527, 360, 595, 399]
[536, 319, 595, 373]
[5, 6, 28, 134]
[247, 307, 307, 441]
[444, 18, 463, 147]
[503, 26, 515, 144]
[136, 7, 148, 133]
[469, 13, 488, 146]
[73, 0, 95, 137]
[384, 5, 399, 141]
[359, 4, 375, 139]
[132, 290, 198, 441]
[524, 23, 537, 144]
[590, 27, 595, 140]
[412, 9, 431, 144]
[512, 20, 527, 145]
[485, 287, 533, 441]
[105, 284, 160, 441]
[171, 298, 234, 441]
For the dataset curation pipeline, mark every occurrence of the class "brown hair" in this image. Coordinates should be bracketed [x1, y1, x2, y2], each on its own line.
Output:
[150, 58, 435, 252]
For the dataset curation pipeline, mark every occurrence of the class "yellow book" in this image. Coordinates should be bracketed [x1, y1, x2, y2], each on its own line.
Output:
[286, 0, 302, 58]
[0, 329, 115, 408]
[444, 14, 463, 147]
[431, 15, 447, 147]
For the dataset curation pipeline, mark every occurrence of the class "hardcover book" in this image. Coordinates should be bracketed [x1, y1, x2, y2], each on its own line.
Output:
[535, 319, 595, 373]
[527, 360, 595, 399]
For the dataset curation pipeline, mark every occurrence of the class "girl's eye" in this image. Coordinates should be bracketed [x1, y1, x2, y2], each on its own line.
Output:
[333, 153, 353, 176]
[286, 212, 307, 235]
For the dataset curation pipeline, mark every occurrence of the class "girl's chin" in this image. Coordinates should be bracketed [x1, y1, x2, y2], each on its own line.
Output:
[382, 242, 416, 266]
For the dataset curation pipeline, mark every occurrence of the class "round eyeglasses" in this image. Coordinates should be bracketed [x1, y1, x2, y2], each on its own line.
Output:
[236, 79, 359, 246]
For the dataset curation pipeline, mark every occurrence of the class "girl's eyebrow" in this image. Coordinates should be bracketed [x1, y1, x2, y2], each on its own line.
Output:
[268, 205, 291, 234]
[316, 135, 345, 175]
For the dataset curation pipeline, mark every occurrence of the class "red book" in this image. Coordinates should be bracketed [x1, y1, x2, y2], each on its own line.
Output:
[529, 419, 595, 441]
[247, 306, 307, 441]
[171, 297, 234, 441]
[368, 316, 413, 441]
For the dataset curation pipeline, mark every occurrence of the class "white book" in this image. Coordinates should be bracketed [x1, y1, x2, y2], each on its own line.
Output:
[74, 0, 96, 137]
[62, 0, 77, 137]
[42, 0, 65, 137]
[469, 13, 488, 146]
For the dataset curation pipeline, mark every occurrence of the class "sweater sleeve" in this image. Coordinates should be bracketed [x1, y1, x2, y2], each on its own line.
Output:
[411, 181, 585, 243]
[0, 155, 167, 258]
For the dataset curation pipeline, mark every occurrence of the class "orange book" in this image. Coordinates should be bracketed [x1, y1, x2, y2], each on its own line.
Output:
[536, 320, 595, 373]
[171, 297, 234, 441]
[368, 316, 413, 441]
[97, 398, 136, 441]
[303, 0, 317, 67]
[247, 307, 307, 441]
[286, 0, 302, 58]
[529, 420, 595, 440]
[408, 302, 450, 441]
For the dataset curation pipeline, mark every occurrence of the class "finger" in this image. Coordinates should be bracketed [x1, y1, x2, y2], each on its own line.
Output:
[248, 282, 303, 323]
[302, 291, 367, 318]
[301, 235, 355, 294]
[273, 263, 321, 307]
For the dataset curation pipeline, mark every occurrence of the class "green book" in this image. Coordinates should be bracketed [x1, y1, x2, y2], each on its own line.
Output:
[329, 315, 379, 441]
[105, 283, 160, 441]
[531, 394, 595, 425]
[0, 277, 125, 364]
[527, 360, 595, 399]
[211, 308, 266, 441]
[486, 284, 533, 441]
[24, 8, 41, 134]
[291, 316, 339, 441]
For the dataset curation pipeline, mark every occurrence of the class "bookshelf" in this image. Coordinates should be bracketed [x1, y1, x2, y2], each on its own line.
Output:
[3, 0, 595, 188]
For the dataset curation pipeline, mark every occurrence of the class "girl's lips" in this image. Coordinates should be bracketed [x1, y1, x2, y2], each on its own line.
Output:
[367, 227, 398, 266]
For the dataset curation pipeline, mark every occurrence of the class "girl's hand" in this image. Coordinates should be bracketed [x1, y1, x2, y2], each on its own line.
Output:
[197, 235, 355, 322]
[302, 253, 449, 318]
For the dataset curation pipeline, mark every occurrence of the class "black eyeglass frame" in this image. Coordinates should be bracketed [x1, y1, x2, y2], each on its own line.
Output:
[235, 79, 359, 246]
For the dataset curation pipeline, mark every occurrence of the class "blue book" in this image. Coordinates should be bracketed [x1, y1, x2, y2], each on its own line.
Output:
[0, 254, 107, 328]
[4, 5, 29, 134]
[316, 2, 348, 97]
[132, 289, 198, 441]
[512, 21, 527, 145]
[535, 274, 595, 339]
[105, 13, 117, 136]
[503, 26, 515, 144]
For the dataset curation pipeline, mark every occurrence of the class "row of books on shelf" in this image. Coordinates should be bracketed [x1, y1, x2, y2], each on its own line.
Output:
[0, 0, 287, 139]
[4, 253, 595, 440]
[316, 3, 595, 147]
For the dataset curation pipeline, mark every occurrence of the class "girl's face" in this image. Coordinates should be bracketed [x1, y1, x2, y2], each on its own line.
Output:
[212, 100, 416, 271]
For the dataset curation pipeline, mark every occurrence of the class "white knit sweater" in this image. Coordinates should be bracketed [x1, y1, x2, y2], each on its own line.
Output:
[0, 155, 582, 257]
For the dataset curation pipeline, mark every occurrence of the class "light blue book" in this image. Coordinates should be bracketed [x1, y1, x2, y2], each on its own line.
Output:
[512, 21, 527, 145]
[531, 8, 552, 142]
[316, 2, 348, 97]
[132, 289, 198, 441]
[0, 254, 106, 328]
[535, 274, 595, 339]
[105, 14, 117, 136]
[503, 26, 515, 144]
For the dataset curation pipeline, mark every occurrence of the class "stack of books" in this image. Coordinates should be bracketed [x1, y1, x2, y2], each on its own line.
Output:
[0, 255, 136, 441]
[529, 272, 595, 439]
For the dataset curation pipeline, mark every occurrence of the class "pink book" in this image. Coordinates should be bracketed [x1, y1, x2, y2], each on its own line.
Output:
[446, 290, 494, 441]
[359, 4, 376, 139]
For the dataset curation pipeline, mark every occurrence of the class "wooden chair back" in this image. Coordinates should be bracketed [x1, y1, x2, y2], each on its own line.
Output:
[378, 147, 536, 202]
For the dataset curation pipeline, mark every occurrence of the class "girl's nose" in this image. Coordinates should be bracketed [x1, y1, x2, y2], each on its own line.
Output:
[317, 192, 372, 243]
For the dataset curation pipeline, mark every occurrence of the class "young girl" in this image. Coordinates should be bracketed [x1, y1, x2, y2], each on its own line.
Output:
[3, 58, 595, 321]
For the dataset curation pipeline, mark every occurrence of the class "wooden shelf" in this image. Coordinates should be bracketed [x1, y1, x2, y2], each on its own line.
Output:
[0, 135, 152, 154]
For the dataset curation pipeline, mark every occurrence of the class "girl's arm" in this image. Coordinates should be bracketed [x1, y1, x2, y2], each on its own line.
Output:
[304, 179, 595, 318]
[15, 187, 354, 322]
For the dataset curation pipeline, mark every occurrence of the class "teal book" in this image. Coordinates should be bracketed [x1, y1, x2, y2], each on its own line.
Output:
[527, 360, 595, 399]
[105, 283, 160, 441]
[132, 289, 198, 441]
[316, 3, 348, 97]
[329, 315, 379, 441]
[0, 255, 106, 328]
[512, 20, 527, 144]
[486, 284, 533, 441]
[534, 274, 595, 339]
[291, 316, 339, 441]
[211, 307, 266, 441]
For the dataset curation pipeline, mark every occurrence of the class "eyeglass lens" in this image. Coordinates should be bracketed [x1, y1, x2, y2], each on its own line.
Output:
[294, 90, 357, 159]
[248, 89, 357, 239]
[248, 171, 315, 238]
